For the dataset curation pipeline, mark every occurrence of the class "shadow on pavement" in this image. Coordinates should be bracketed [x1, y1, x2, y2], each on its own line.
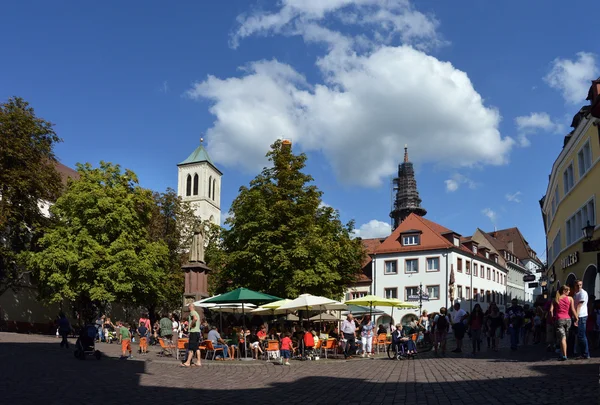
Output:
[0, 339, 598, 405]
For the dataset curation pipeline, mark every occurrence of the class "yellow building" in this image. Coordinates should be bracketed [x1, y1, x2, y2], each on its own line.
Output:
[540, 81, 600, 298]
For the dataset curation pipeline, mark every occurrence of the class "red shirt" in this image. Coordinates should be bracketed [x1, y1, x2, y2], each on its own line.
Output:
[257, 330, 266, 339]
[303, 331, 314, 348]
[281, 336, 292, 351]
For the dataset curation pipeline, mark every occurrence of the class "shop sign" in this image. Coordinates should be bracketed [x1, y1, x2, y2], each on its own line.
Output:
[561, 252, 578, 269]
[528, 282, 539, 288]
[523, 274, 536, 282]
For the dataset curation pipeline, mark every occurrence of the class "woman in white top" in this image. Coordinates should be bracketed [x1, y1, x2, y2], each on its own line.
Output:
[419, 311, 429, 332]
[171, 314, 181, 339]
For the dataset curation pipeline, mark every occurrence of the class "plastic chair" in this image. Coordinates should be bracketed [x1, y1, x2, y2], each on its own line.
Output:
[376, 333, 388, 354]
[157, 337, 176, 357]
[203, 340, 224, 360]
[322, 338, 338, 359]
[264, 340, 280, 361]
[176, 339, 188, 360]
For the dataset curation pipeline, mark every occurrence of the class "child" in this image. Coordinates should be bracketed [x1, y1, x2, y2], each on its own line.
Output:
[137, 321, 148, 355]
[118, 321, 133, 359]
[280, 332, 293, 366]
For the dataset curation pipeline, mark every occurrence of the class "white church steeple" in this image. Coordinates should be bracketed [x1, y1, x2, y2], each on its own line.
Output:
[177, 137, 222, 226]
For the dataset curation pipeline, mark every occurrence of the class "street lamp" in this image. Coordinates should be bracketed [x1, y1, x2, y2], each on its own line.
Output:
[583, 221, 595, 241]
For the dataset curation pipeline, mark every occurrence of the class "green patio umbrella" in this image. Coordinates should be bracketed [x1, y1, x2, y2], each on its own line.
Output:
[343, 305, 385, 315]
[202, 288, 281, 359]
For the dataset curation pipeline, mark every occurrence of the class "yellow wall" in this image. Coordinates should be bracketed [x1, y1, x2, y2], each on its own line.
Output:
[544, 119, 600, 282]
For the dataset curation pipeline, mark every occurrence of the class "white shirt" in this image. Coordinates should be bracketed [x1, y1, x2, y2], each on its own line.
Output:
[574, 289, 588, 317]
[452, 309, 467, 324]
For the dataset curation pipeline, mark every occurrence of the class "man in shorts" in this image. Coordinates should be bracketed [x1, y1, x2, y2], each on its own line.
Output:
[182, 304, 202, 367]
[118, 321, 133, 359]
[451, 303, 467, 353]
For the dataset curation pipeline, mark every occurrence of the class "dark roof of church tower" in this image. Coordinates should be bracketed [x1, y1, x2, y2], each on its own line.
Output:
[389, 146, 427, 230]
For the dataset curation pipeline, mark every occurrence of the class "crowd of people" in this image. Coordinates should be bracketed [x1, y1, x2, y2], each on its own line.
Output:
[56, 280, 598, 364]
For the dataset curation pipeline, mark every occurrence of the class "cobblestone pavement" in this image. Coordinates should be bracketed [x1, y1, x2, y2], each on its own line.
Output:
[1, 332, 598, 405]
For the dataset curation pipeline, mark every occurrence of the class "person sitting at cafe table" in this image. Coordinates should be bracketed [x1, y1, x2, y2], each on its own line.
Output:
[207, 326, 230, 360]
[257, 325, 267, 341]
[328, 326, 339, 340]
[228, 327, 240, 359]
[248, 328, 263, 359]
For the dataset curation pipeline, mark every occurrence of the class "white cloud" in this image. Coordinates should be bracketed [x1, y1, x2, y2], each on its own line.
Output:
[505, 191, 521, 203]
[444, 173, 476, 193]
[544, 52, 599, 104]
[160, 80, 169, 93]
[481, 208, 497, 224]
[514, 112, 564, 147]
[187, 1, 514, 187]
[353, 219, 391, 239]
[231, 0, 443, 50]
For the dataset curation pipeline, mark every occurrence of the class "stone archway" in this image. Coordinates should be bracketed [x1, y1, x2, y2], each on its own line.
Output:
[582, 264, 599, 299]
[565, 273, 577, 290]
[401, 313, 418, 326]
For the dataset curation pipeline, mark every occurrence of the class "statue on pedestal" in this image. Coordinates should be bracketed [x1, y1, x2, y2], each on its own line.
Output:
[189, 225, 205, 263]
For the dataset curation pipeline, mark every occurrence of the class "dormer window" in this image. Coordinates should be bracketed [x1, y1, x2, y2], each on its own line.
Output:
[485, 252, 489, 259]
[453, 237, 459, 246]
[403, 234, 420, 246]
[494, 256, 498, 263]
[473, 246, 478, 254]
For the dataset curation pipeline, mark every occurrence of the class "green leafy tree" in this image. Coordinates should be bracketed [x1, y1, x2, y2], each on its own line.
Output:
[147, 188, 203, 315]
[0, 97, 63, 296]
[29, 162, 169, 321]
[210, 140, 365, 299]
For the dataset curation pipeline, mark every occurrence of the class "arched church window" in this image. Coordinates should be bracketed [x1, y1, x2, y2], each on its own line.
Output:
[186, 174, 192, 196]
[193, 173, 199, 195]
[208, 176, 213, 199]
[212, 179, 216, 201]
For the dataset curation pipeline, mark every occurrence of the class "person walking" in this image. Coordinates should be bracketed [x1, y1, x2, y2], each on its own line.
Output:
[359, 315, 375, 357]
[468, 304, 484, 355]
[433, 307, 450, 355]
[341, 314, 358, 359]
[451, 303, 467, 353]
[181, 304, 202, 367]
[57, 312, 72, 349]
[573, 280, 590, 359]
[505, 299, 524, 351]
[550, 285, 578, 361]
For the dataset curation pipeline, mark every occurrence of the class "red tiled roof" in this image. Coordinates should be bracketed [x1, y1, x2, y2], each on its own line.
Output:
[489, 227, 539, 263]
[55, 161, 79, 186]
[374, 213, 454, 254]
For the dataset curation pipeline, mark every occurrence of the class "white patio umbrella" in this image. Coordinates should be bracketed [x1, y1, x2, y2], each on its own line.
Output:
[308, 313, 343, 322]
[278, 294, 347, 326]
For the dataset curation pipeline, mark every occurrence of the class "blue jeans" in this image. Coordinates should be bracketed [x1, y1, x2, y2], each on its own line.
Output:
[509, 326, 520, 349]
[577, 317, 589, 358]
[215, 343, 229, 358]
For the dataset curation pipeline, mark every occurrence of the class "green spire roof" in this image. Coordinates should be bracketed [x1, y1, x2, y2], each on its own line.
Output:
[178, 144, 214, 166]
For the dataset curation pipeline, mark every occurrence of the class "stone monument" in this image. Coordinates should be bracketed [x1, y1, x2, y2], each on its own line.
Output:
[182, 225, 212, 315]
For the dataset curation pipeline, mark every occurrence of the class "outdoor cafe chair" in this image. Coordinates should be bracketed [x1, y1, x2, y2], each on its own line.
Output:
[322, 338, 338, 359]
[176, 339, 188, 360]
[376, 333, 388, 354]
[203, 340, 224, 360]
[157, 337, 176, 357]
[264, 340, 280, 361]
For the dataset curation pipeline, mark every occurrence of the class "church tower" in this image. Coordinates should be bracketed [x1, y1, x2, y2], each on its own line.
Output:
[390, 145, 427, 230]
[177, 138, 222, 226]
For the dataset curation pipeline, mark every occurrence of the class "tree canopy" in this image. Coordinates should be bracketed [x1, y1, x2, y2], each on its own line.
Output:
[28, 162, 171, 319]
[0, 97, 63, 296]
[208, 140, 365, 299]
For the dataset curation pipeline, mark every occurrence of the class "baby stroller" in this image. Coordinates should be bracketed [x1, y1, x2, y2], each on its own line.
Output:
[74, 324, 102, 360]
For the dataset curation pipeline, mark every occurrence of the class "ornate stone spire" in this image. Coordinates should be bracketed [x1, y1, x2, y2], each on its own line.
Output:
[390, 145, 427, 230]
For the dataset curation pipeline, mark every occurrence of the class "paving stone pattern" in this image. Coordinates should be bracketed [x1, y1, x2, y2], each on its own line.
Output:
[0, 332, 598, 405]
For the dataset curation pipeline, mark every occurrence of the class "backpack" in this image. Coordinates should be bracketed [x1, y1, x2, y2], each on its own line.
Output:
[436, 315, 449, 331]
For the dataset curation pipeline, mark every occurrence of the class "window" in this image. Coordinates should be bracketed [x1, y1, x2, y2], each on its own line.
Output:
[551, 186, 559, 218]
[578, 141, 592, 177]
[563, 163, 574, 195]
[384, 288, 398, 299]
[480, 266, 485, 279]
[473, 245, 478, 254]
[212, 178, 217, 201]
[566, 198, 596, 246]
[384, 260, 397, 274]
[402, 234, 420, 246]
[426, 257, 440, 272]
[473, 288, 478, 301]
[405, 286, 419, 301]
[351, 291, 367, 299]
[453, 237, 460, 246]
[473, 264, 478, 277]
[186, 174, 192, 196]
[193, 173, 199, 196]
[466, 287, 471, 300]
[486, 291, 491, 303]
[494, 255, 498, 263]
[480, 290, 485, 302]
[405, 259, 419, 273]
[487, 267, 491, 280]
[466, 261, 471, 275]
[208, 176, 213, 199]
[457, 258, 463, 272]
[457, 285, 463, 299]
[485, 252, 489, 259]
[426, 285, 440, 300]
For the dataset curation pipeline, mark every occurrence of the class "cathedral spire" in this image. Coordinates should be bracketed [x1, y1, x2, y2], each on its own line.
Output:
[390, 145, 427, 230]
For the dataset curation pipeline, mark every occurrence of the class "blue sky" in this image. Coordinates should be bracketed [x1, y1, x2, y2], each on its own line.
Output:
[2, 1, 599, 259]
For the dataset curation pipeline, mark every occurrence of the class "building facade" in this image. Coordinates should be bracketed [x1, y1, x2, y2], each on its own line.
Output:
[540, 81, 600, 298]
[177, 140, 222, 226]
[367, 213, 508, 325]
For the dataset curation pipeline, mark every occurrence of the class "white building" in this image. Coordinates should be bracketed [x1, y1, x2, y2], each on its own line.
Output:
[177, 140, 222, 226]
[365, 213, 508, 325]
